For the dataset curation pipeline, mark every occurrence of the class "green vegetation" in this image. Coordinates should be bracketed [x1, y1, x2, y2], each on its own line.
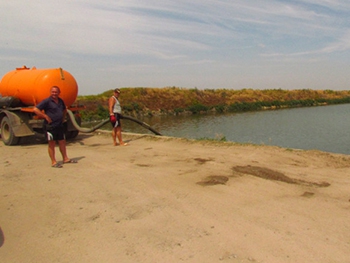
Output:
[75, 87, 350, 121]
[197, 135, 227, 142]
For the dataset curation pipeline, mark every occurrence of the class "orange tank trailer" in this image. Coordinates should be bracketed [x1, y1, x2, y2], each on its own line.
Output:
[0, 66, 83, 145]
[0, 66, 78, 107]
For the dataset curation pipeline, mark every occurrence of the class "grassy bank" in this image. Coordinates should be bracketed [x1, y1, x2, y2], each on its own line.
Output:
[76, 87, 350, 121]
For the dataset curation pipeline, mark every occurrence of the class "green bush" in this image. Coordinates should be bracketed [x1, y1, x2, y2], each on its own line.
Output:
[214, 104, 226, 113]
[187, 104, 209, 114]
[174, 108, 184, 114]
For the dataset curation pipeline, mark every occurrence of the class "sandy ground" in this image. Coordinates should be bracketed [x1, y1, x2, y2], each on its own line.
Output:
[1, 131, 350, 263]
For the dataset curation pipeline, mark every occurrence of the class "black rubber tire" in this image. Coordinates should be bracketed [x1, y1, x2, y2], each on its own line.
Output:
[1, 116, 20, 145]
[66, 130, 79, 140]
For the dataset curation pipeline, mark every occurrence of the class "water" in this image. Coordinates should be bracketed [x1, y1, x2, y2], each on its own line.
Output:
[102, 104, 350, 155]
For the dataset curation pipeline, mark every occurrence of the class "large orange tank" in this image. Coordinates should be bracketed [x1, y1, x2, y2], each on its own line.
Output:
[0, 66, 78, 107]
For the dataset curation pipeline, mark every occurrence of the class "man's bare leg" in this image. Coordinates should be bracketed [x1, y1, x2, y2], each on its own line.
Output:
[48, 140, 57, 165]
[58, 139, 70, 162]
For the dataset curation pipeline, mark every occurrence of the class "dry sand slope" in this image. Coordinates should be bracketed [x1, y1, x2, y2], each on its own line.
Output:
[1, 131, 350, 263]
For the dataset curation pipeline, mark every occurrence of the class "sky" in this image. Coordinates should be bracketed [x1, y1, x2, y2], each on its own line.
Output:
[1, 0, 350, 95]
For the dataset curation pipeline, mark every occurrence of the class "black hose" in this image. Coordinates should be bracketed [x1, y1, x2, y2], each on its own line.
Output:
[67, 110, 162, 135]
[120, 115, 162, 136]
[67, 110, 109, 132]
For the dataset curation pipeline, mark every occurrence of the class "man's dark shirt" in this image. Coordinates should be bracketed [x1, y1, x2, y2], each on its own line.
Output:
[36, 97, 66, 128]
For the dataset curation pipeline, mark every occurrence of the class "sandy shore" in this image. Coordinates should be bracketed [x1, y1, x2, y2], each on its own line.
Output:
[1, 131, 350, 263]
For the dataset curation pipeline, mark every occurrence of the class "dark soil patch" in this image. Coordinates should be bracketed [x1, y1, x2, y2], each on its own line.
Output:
[301, 191, 315, 198]
[197, 176, 229, 186]
[194, 158, 213, 164]
[136, 164, 151, 167]
[232, 165, 330, 187]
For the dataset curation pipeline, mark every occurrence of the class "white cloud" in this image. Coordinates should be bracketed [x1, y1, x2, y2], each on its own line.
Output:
[0, 0, 349, 93]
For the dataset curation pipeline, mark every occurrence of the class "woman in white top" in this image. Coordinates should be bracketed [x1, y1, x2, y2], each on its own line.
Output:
[108, 88, 128, 146]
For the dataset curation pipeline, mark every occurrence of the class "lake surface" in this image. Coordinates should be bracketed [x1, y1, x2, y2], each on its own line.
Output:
[109, 104, 350, 155]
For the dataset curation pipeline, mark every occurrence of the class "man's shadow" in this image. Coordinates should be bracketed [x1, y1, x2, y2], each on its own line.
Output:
[0, 227, 4, 247]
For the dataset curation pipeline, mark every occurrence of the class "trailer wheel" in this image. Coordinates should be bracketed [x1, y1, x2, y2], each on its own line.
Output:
[66, 130, 79, 140]
[1, 116, 20, 145]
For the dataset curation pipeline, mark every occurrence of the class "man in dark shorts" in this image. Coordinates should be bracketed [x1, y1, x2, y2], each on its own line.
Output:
[33, 86, 77, 168]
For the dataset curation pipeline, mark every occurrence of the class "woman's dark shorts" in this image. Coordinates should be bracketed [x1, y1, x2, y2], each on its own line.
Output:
[110, 113, 121, 128]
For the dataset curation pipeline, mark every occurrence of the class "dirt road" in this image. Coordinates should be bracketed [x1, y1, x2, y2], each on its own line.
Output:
[1, 132, 350, 262]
